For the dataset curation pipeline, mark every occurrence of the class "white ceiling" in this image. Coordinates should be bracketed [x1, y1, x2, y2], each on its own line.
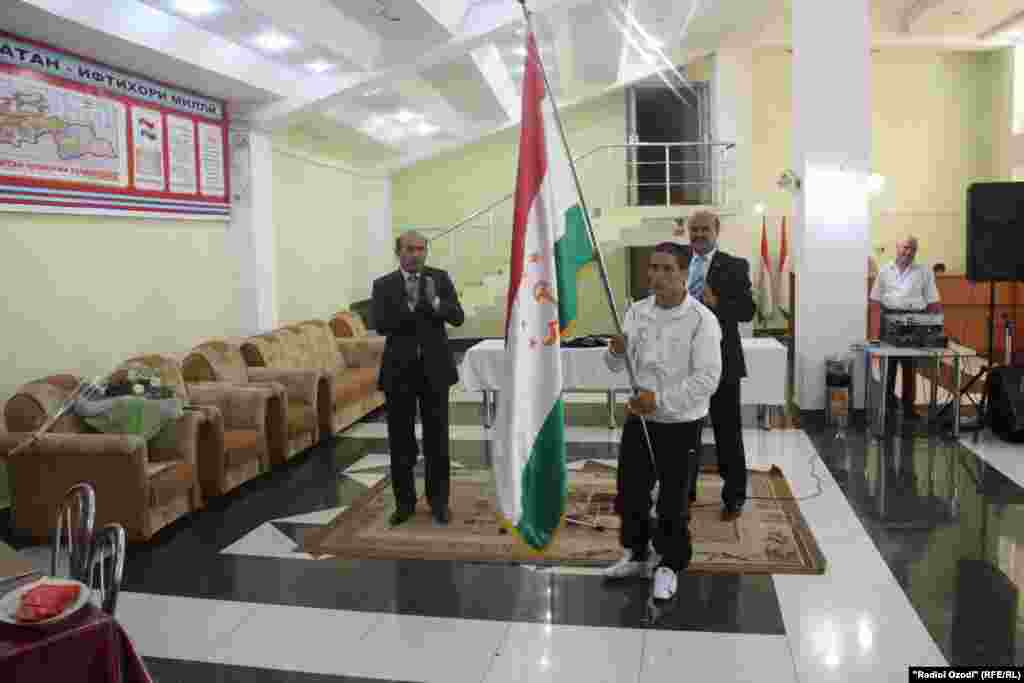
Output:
[6, 0, 1022, 171]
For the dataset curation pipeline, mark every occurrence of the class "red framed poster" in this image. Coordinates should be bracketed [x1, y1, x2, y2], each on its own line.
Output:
[0, 31, 230, 219]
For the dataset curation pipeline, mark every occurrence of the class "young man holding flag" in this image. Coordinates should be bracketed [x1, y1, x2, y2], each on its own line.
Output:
[603, 242, 722, 600]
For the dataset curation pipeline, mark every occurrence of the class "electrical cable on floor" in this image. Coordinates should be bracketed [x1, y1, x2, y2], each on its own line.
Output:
[689, 439, 827, 506]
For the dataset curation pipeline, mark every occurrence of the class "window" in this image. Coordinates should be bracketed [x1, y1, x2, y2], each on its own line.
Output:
[626, 76, 712, 206]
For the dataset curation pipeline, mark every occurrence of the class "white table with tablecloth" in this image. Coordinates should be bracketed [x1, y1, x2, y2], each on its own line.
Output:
[459, 337, 788, 428]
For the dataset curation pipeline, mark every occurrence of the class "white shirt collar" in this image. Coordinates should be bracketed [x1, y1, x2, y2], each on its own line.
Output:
[401, 268, 420, 280]
[638, 292, 697, 318]
[693, 247, 716, 263]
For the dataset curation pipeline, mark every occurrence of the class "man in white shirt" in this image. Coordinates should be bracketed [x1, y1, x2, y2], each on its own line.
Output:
[602, 242, 722, 601]
[868, 236, 942, 416]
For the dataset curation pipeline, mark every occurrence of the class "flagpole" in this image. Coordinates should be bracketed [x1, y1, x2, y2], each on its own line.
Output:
[518, 0, 658, 473]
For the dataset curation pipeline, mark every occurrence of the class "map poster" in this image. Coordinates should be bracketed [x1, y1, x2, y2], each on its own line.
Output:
[0, 70, 128, 187]
[198, 121, 225, 198]
[166, 114, 196, 195]
[0, 30, 230, 220]
[131, 106, 165, 191]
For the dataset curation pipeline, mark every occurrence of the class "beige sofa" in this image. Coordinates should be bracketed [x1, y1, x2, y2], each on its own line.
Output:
[286, 319, 385, 434]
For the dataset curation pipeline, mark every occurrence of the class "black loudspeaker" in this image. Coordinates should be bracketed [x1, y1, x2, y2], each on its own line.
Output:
[989, 367, 1024, 442]
[966, 182, 1024, 282]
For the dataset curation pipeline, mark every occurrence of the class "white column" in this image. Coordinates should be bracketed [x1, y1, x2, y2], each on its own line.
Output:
[792, 0, 872, 409]
[711, 48, 753, 211]
[229, 127, 277, 334]
[359, 175, 395, 301]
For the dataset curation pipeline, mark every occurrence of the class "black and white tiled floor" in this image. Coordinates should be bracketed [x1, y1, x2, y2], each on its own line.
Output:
[5, 390, 1024, 681]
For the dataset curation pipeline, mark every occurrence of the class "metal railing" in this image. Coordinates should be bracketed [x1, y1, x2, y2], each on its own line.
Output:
[422, 141, 736, 288]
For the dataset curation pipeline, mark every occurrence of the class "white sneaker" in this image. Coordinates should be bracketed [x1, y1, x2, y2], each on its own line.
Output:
[652, 566, 677, 600]
[603, 550, 649, 579]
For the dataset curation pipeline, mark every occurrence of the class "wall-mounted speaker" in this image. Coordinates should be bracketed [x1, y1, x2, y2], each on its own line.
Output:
[966, 182, 1024, 282]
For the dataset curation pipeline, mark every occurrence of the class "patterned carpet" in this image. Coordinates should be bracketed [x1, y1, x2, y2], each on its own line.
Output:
[306, 462, 826, 575]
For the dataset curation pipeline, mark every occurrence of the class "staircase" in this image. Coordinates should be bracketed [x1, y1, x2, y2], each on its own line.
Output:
[436, 206, 736, 339]
[422, 142, 738, 340]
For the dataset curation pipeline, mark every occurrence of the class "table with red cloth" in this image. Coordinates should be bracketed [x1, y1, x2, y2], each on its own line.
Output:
[0, 604, 152, 682]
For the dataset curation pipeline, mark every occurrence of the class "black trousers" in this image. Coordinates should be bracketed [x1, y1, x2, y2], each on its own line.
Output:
[693, 378, 747, 507]
[884, 357, 917, 410]
[384, 362, 450, 512]
[616, 417, 701, 571]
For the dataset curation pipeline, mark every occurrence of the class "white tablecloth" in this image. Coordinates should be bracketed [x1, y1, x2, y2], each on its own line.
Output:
[460, 337, 787, 406]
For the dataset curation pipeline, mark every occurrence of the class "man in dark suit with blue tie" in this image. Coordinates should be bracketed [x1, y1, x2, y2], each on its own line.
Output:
[372, 230, 465, 527]
[675, 211, 756, 520]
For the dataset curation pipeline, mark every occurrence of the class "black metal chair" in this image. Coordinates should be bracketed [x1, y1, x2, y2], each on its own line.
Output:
[51, 482, 95, 582]
[88, 523, 126, 615]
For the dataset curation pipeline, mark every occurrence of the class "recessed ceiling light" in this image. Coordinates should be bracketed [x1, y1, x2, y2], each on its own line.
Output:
[305, 60, 334, 73]
[253, 31, 295, 52]
[173, 0, 217, 17]
[393, 109, 421, 124]
[414, 121, 440, 136]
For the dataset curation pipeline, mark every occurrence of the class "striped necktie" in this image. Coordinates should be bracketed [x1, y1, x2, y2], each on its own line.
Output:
[406, 272, 419, 309]
[689, 254, 706, 302]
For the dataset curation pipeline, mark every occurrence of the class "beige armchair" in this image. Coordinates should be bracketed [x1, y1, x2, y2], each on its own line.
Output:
[287, 320, 384, 434]
[1, 374, 202, 542]
[239, 330, 331, 441]
[118, 354, 276, 499]
[330, 310, 385, 366]
[182, 339, 320, 464]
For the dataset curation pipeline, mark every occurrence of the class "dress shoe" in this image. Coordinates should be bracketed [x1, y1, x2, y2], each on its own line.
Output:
[432, 506, 451, 525]
[389, 507, 415, 527]
[721, 501, 744, 522]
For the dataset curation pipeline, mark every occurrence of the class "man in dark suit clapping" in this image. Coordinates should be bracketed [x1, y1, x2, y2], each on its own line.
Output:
[372, 230, 465, 527]
[675, 211, 756, 520]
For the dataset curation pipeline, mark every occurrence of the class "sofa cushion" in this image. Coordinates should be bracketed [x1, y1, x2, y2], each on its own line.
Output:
[281, 325, 330, 374]
[331, 367, 378, 406]
[241, 334, 283, 369]
[223, 429, 262, 467]
[331, 311, 367, 338]
[146, 461, 195, 508]
[286, 401, 316, 438]
[184, 340, 250, 384]
[272, 328, 318, 370]
[295, 321, 345, 373]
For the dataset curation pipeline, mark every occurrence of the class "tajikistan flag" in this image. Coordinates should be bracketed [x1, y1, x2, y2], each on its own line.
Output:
[756, 216, 774, 322]
[493, 31, 592, 550]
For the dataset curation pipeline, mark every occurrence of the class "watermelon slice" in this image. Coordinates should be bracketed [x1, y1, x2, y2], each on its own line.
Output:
[15, 583, 81, 623]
